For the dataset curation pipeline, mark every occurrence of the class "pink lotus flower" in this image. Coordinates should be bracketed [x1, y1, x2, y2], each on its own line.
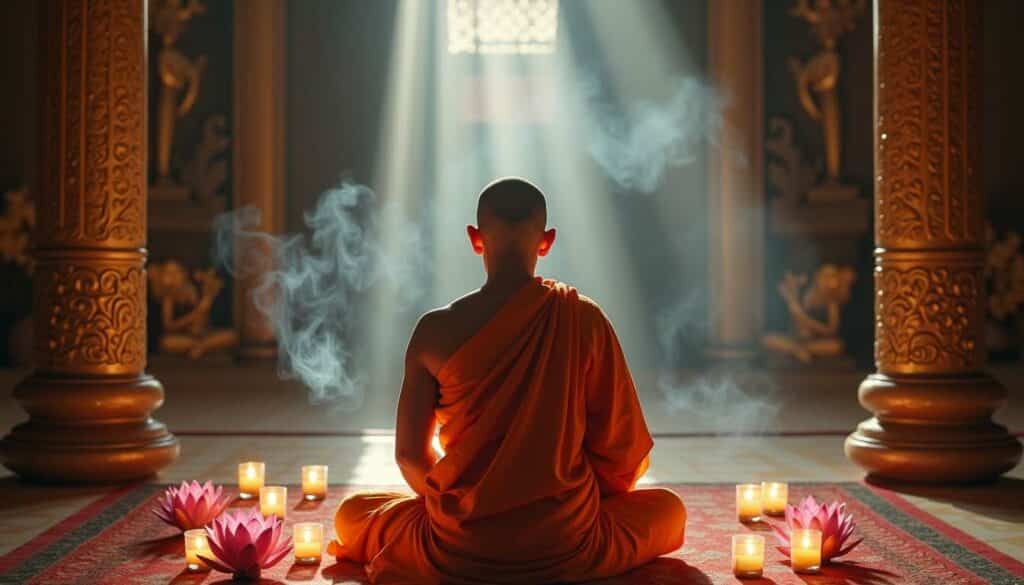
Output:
[199, 508, 293, 580]
[153, 480, 232, 531]
[774, 495, 863, 562]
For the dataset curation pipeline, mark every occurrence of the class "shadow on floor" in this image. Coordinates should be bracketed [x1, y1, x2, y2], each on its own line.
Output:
[866, 476, 1024, 523]
[795, 561, 902, 585]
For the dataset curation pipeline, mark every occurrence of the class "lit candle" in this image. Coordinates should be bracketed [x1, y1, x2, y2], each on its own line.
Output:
[790, 528, 822, 573]
[238, 461, 265, 499]
[761, 482, 789, 516]
[260, 486, 287, 519]
[731, 534, 765, 578]
[301, 465, 328, 501]
[293, 522, 324, 564]
[736, 483, 763, 523]
[184, 529, 211, 572]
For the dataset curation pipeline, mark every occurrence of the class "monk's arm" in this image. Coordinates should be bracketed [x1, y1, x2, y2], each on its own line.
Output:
[583, 311, 653, 497]
[394, 322, 440, 497]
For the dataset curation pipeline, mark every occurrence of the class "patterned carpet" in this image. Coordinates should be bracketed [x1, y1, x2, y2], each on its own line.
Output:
[0, 483, 1021, 585]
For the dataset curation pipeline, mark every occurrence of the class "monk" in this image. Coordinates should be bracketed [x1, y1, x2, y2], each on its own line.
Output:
[329, 177, 686, 584]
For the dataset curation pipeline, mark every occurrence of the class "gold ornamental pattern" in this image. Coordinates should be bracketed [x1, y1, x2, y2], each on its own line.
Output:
[33, 255, 147, 375]
[875, 256, 983, 374]
[37, 0, 146, 249]
[875, 0, 982, 248]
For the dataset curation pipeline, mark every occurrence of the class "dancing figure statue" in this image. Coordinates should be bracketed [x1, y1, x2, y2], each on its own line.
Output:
[150, 0, 207, 184]
[788, 0, 865, 187]
[763, 264, 857, 364]
[149, 260, 237, 359]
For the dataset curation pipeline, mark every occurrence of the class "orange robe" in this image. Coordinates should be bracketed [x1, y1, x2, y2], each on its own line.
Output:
[332, 278, 686, 584]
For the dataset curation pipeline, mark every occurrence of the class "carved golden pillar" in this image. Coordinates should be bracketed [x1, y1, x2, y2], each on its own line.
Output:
[0, 0, 179, 482]
[706, 0, 764, 361]
[232, 0, 286, 360]
[845, 0, 1021, 482]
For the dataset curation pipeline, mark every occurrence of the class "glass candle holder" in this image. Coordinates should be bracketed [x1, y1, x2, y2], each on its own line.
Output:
[301, 465, 328, 501]
[736, 483, 763, 523]
[260, 486, 287, 519]
[238, 461, 265, 499]
[294, 522, 324, 564]
[731, 534, 765, 578]
[184, 529, 211, 572]
[790, 528, 822, 573]
[761, 482, 788, 516]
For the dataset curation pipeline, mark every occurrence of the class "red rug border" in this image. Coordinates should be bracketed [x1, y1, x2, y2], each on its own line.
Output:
[0, 483, 141, 574]
[862, 480, 1024, 576]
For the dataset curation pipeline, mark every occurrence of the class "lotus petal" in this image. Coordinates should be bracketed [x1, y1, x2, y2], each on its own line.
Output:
[773, 495, 863, 563]
[153, 480, 232, 531]
[203, 509, 293, 580]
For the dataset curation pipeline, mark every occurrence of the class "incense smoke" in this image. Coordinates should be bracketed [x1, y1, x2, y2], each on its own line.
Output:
[655, 293, 780, 435]
[580, 76, 724, 194]
[212, 182, 428, 407]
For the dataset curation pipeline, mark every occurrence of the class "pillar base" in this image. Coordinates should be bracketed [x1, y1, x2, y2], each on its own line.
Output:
[704, 344, 758, 363]
[236, 342, 278, 362]
[845, 374, 1022, 483]
[0, 374, 179, 482]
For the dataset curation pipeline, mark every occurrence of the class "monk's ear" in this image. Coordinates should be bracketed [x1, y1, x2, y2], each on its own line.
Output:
[467, 225, 484, 255]
[538, 228, 556, 257]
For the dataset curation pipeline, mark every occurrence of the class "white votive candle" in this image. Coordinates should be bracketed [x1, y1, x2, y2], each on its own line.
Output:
[294, 522, 323, 564]
[238, 461, 265, 499]
[736, 483, 763, 523]
[731, 534, 765, 578]
[791, 528, 822, 573]
[260, 486, 287, 519]
[301, 465, 328, 501]
[762, 481, 789, 516]
[184, 529, 211, 572]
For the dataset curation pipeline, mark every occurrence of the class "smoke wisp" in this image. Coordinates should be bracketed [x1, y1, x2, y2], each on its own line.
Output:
[212, 182, 429, 407]
[655, 294, 780, 435]
[579, 76, 723, 194]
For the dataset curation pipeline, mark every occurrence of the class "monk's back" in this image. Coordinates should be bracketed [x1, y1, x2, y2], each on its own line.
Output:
[418, 278, 639, 571]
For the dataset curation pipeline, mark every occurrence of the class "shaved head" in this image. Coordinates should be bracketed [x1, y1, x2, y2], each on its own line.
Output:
[476, 177, 547, 225]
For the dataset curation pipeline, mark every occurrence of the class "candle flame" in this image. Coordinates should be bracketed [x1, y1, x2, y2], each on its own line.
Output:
[304, 530, 312, 543]
[769, 484, 778, 496]
[309, 470, 318, 482]
[802, 534, 811, 547]
[744, 489, 754, 501]
[246, 465, 255, 479]
[745, 541, 755, 555]
[194, 536, 205, 549]
[268, 493, 277, 505]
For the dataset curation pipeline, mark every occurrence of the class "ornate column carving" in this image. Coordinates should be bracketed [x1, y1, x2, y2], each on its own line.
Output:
[845, 0, 1021, 482]
[706, 0, 764, 361]
[232, 0, 286, 360]
[0, 0, 179, 482]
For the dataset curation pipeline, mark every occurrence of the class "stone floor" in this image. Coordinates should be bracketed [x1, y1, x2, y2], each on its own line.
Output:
[0, 358, 1022, 565]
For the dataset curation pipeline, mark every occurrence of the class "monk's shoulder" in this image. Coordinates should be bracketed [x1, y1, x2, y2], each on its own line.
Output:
[575, 292, 613, 342]
[413, 305, 457, 342]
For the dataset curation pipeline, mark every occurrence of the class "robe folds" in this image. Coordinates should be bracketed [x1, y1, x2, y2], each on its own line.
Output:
[332, 278, 686, 584]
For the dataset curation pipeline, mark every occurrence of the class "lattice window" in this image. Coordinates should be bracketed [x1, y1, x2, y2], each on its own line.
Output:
[448, 0, 559, 55]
